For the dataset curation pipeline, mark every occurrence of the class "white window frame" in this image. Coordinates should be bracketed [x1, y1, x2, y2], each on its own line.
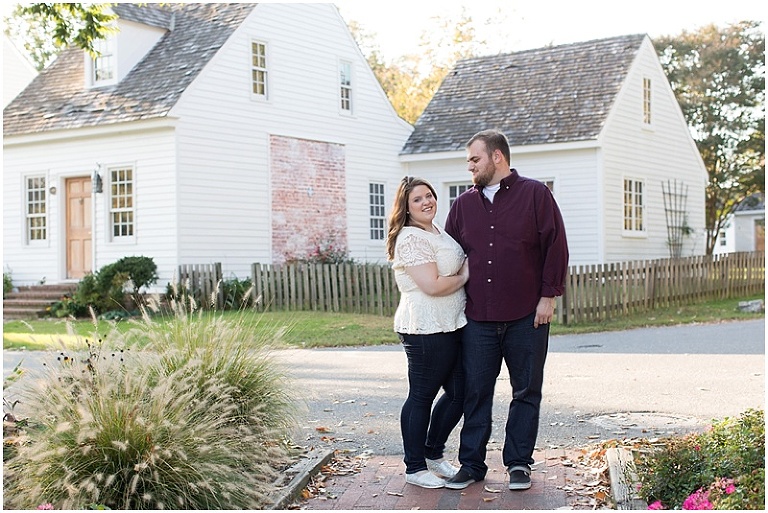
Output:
[91, 35, 117, 87]
[448, 182, 472, 208]
[339, 60, 353, 114]
[24, 174, 48, 245]
[642, 77, 652, 126]
[623, 177, 646, 236]
[539, 178, 556, 195]
[109, 166, 136, 242]
[251, 40, 269, 100]
[369, 182, 385, 240]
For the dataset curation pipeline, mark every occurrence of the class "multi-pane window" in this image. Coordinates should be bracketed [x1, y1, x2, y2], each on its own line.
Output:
[110, 167, 134, 238]
[25, 176, 47, 242]
[251, 41, 268, 97]
[369, 182, 385, 240]
[449, 183, 472, 207]
[643, 78, 652, 125]
[339, 61, 352, 112]
[540, 179, 555, 193]
[623, 178, 644, 232]
[93, 36, 115, 82]
[719, 231, 727, 247]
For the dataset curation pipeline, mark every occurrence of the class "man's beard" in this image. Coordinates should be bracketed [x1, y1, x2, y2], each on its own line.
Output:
[472, 165, 494, 187]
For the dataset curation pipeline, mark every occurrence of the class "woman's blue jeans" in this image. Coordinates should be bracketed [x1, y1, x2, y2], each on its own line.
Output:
[457, 314, 549, 480]
[399, 330, 464, 474]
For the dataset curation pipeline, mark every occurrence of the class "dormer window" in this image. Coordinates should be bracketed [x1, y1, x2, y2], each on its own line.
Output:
[92, 36, 117, 85]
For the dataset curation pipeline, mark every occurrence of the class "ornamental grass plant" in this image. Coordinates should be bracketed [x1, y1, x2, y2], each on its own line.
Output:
[636, 409, 765, 510]
[3, 292, 298, 510]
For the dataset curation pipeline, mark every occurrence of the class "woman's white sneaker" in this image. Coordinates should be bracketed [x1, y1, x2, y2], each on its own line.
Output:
[405, 470, 446, 489]
[426, 458, 460, 479]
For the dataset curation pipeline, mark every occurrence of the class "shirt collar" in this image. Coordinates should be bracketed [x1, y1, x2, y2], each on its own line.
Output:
[475, 168, 520, 192]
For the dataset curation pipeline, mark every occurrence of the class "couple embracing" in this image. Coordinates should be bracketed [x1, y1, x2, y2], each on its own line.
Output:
[386, 129, 569, 491]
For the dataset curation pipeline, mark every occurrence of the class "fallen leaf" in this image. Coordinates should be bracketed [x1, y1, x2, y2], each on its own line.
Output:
[482, 497, 497, 502]
[483, 485, 501, 493]
[315, 426, 331, 433]
[387, 491, 403, 497]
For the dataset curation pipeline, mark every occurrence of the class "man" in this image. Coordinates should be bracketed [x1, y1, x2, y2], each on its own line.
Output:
[443, 129, 569, 491]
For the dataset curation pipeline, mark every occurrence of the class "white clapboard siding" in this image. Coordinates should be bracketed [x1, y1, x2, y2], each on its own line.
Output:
[600, 38, 707, 262]
[169, 3, 412, 276]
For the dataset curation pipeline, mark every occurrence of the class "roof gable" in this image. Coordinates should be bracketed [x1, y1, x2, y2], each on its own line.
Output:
[3, 3, 255, 136]
[402, 34, 647, 155]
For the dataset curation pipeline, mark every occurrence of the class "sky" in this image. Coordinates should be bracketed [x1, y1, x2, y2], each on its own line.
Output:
[333, 0, 765, 61]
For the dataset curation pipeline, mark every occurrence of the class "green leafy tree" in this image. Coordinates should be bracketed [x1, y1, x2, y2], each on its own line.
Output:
[3, 3, 116, 70]
[654, 21, 765, 254]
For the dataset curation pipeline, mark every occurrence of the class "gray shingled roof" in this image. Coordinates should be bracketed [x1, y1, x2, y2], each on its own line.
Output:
[3, 3, 255, 136]
[401, 34, 647, 155]
[734, 193, 765, 212]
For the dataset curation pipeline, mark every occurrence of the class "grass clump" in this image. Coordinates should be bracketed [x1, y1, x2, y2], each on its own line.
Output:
[3, 296, 298, 510]
[636, 409, 765, 510]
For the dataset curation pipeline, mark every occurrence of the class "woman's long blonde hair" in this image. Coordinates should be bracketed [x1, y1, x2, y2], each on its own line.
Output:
[386, 176, 437, 261]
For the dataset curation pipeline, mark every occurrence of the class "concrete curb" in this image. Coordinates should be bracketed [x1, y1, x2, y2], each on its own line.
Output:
[607, 447, 648, 510]
[268, 448, 335, 510]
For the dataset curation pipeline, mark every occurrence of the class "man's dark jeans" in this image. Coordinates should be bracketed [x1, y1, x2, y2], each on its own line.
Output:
[399, 330, 464, 474]
[458, 314, 549, 480]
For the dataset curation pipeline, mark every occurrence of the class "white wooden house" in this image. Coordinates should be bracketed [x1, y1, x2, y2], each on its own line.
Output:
[3, 3, 412, 290]
[714, 194, 765, 254]
[400, 34, 708, 266]
[3, 34, 38, 107]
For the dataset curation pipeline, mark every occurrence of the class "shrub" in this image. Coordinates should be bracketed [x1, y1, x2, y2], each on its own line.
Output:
[3, 272, 12, 298]
[221, 277, 254, 310]
[636, 409, 765, 510]
[53, 257, 158, 317]
[4, 299, 297, 510]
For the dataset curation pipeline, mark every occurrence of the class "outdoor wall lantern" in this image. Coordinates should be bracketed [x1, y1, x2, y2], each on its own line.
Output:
[92, 165, 103, 194]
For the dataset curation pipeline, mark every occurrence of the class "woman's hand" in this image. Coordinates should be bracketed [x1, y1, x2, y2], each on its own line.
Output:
[458, 257, 469, 285]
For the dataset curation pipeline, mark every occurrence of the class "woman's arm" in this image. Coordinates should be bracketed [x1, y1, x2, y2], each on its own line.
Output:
[405, 258, 468, 297]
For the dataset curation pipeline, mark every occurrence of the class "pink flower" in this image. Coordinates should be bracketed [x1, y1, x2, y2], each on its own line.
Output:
[725, 484, 736, 494]
[682, 489, 713, 510]
[648, 500, 666, 510]
[36, 504, 54, 510]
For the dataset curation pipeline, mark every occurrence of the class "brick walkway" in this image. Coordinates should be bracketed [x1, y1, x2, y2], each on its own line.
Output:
[300, 448, 593, 510]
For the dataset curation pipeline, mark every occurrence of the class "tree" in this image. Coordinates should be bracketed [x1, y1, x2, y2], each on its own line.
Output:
[3, 3, 116, 70]
[654, 21, 765, 255]
[349, 9, 492, 124]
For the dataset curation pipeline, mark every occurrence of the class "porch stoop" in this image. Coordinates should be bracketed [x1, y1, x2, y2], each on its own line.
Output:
[2, 284, 77, 320]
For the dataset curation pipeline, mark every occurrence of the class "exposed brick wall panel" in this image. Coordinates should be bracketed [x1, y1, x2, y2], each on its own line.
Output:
[270, 135, 347, 264]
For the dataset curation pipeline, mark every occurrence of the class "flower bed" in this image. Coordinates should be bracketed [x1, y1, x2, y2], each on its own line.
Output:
[635, 409, 764, 510]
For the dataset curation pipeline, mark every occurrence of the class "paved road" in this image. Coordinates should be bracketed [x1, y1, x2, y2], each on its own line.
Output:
[277, 319, 765, 455]
[4, 319, 764, 459]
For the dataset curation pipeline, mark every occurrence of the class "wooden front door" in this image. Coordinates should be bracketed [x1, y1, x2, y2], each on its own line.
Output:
[755, 219, 765, 252]
[66, 177, 92, 279]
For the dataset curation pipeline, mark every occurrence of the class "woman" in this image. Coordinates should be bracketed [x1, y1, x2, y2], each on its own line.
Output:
[386, 176, 469, 489]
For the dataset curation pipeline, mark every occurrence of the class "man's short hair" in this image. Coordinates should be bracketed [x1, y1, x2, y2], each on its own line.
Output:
[467, 129, 511, 164]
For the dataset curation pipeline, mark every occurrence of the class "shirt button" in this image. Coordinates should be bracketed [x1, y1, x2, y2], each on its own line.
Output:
[488, 260, 492, 264]
[489, 242, 493, 247]
[490, 225, 494, 229]
[487, 278, 492, 283]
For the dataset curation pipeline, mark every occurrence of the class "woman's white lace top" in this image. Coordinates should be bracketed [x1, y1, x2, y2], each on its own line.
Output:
[392, 225, 467, 334]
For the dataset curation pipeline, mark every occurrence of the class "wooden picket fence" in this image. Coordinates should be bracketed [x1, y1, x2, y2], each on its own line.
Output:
[175, 262, 224, 309]
[178, 252, 763, 324]
[251, 262, 398, 316]
[558, 251, 764, 324]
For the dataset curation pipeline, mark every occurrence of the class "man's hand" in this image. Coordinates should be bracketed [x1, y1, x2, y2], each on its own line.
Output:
[533, 297, 556, 328]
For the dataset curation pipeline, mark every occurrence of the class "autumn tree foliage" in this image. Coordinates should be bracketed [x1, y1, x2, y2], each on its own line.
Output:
[654, 21, 765, 255]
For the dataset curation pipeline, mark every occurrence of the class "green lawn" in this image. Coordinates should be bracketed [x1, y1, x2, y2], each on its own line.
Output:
[3, 294, 763, 351]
